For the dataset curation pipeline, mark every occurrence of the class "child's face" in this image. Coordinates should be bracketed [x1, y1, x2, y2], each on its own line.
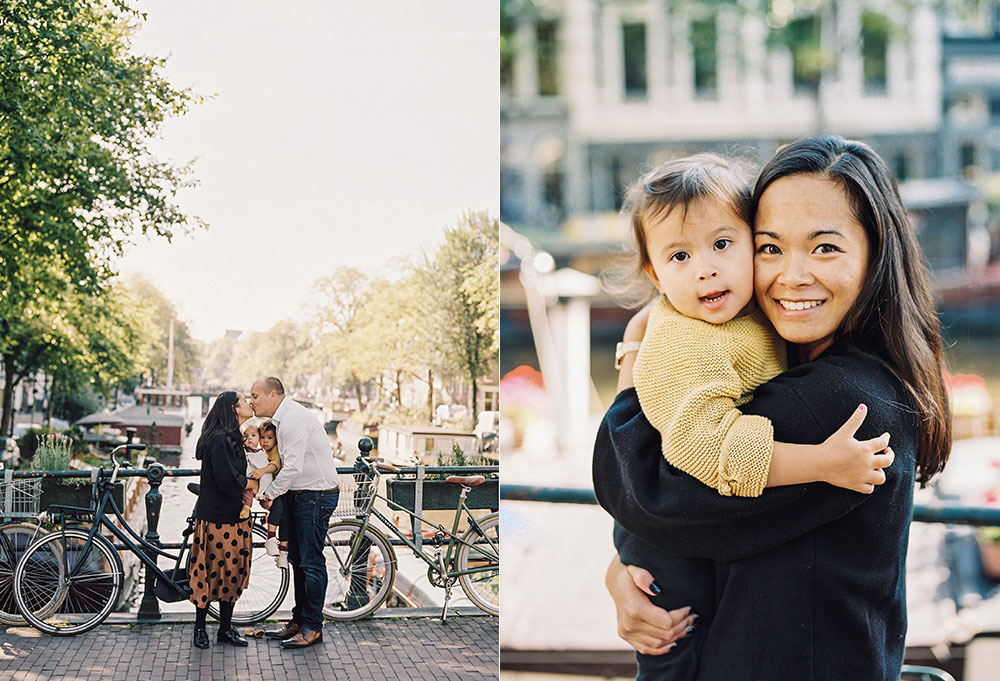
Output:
[643, 197, 755, 324]
[260, 430, 276, 452]
[242, 427, 260, 450]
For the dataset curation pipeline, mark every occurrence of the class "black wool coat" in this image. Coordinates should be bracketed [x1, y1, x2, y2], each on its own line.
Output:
[194, 431, 248, 524]
[593, 344, 919, 681]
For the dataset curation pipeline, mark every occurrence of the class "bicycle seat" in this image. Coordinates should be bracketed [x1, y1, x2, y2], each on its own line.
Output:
[445, 475, 486, 487]
[187, 482, 200, 496]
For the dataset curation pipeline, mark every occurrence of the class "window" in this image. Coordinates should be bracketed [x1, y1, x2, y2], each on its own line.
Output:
[543, 165, 564, 220]
[785, 16, 822, 94]
[961, 143, 977, 178]
[891, 152, 908, 181]
[691, 17, 718, 95]
[622, 22, 648, 98]
[861, 12, 889, 93]
[536, 20, 559, 96]
[499, 166, 523, 224]
[611, 157, 626, 210]
[501, 14, 515, 94]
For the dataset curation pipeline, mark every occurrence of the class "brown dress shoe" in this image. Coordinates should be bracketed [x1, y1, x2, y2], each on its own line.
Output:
[265, 621, 300, 640]
[281, 628, 323, 649]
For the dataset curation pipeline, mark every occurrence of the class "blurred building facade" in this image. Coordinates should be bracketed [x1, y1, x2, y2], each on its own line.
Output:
[501, 0, 1000, 343]
[501, 0, 999, 245]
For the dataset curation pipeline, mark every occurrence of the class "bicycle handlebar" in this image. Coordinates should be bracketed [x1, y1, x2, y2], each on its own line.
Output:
[109, 443, 147, 485]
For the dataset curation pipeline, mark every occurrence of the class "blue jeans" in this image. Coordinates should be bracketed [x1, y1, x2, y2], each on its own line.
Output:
[287, 489, 339, 632]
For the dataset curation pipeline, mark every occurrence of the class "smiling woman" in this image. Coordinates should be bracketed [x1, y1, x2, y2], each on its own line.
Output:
[753, 174, 869, 361]
[595, 136, 953, 681]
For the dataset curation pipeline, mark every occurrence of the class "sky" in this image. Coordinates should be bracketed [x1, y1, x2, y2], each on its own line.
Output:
[122, 2, 499, 341]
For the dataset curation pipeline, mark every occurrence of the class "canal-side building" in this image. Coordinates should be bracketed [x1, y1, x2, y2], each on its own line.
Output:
[502, 0, 943, 236]
[75, 387, 191, 454]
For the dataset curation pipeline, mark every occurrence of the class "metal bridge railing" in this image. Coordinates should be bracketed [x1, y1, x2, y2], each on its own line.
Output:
[7, 462, 497, 620]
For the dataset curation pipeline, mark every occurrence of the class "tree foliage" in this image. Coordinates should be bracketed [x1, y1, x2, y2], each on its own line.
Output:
[430, 211, 499, 416]
[0, 0, 200, 434]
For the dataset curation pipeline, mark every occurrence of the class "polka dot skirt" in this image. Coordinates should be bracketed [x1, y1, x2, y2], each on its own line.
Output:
[188, 518, 252, 606]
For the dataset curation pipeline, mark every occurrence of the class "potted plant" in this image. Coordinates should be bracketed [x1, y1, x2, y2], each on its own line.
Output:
[34, 434, 122, 511]
[977, 526, 1000, 580]
[386, 444, 498, 512]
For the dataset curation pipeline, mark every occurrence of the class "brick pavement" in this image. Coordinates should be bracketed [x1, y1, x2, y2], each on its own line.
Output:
[0, 614, 498, 681]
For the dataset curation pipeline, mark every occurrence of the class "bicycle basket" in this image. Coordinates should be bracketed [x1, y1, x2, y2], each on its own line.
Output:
[0, 477, 41, 518]
[332, 471, 377, 518]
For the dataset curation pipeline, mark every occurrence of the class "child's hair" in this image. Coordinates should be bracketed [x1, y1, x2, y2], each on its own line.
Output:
[608, 153, 754, 307]
[624, 153, 753, 273]
[259, 420, 277, 437]
[240, 420, 260, 435]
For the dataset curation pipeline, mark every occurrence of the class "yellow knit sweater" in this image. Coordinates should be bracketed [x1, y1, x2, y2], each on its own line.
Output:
[633, 297, 787, 497]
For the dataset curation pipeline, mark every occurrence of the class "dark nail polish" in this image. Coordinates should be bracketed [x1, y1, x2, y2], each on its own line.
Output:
[685, 626, 696, 634]
[649, 581, 661, 595]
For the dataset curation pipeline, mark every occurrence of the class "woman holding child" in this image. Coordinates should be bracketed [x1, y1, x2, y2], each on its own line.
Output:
[593, 136, 952, 680]
[189, 391, 255, 649]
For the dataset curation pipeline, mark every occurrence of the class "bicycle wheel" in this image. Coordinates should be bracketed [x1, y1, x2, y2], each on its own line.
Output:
[324, 520, 396, 621]
[13, 528, 122, 636]
[457, 512, 499, 615]
[208, 522, 289, 624]
[0, 522, 56, 625]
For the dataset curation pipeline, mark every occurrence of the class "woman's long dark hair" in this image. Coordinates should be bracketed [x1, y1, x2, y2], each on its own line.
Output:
[195, 391, 243, 461]
[751, 136, 952, 485]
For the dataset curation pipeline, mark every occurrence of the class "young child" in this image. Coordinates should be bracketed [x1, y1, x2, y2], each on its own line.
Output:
[253, 420, 288, 569]
[604, 154, 893, 679]
[239, 421, 271, 519]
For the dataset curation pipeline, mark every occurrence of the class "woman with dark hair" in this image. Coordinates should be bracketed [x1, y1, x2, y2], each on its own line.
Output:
[189, 390, 255, 649]
[594, 136, 952, 680]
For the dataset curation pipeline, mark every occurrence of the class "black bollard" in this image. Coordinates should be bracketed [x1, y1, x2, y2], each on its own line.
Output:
[359, 437, 373, 458]
[137, 462, 166, 620]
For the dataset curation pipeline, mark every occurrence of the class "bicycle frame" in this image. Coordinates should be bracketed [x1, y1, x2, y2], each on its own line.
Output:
[344, 466, 498, 582]
[51, 477, 189, 593]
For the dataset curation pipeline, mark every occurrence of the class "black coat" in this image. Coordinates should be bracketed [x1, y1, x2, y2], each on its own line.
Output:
[194, 431, 247, 524]
[593, 344, 918, 681]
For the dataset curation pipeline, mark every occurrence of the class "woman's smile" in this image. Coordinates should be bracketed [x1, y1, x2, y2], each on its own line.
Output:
[775, 298, 825, 312]
[754, 174, 869, 361]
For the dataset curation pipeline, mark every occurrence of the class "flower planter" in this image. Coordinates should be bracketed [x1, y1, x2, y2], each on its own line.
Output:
[386, 478, 498, 512]
[40, 479, 124, 513]
[978, 537, 1000, 580]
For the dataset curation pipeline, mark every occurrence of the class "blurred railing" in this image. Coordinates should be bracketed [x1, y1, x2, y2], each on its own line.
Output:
[499, 484, 1000, 525]
[499, 484, 986, 680]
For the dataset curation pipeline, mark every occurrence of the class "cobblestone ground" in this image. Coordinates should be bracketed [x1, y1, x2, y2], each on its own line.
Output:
[0, 616, 498, 681]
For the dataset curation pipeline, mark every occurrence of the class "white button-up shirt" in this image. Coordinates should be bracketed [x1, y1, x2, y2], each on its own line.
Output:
[261, 396, 339, 498]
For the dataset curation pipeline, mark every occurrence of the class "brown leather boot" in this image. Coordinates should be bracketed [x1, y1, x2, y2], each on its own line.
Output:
[264, 621, 300, 640]
[281, 628, 323, 649]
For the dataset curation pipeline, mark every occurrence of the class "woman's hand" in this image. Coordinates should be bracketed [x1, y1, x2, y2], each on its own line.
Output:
[617, 300, 657, 393]
[818, 404, 895, 494]
[605, 555, 697, 655]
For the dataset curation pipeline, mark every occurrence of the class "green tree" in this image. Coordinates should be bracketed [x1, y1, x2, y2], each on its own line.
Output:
[309, 268, 374, 410]
[0, 0, 200, 434]
[430, 211, 499, 416]
[122, 276, 199, 386]
[228, 322, 312, 394]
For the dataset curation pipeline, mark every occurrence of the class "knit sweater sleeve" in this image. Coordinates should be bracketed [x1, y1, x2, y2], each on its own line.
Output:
[267, 447, 282, 473]
[633, 301, 774, 497]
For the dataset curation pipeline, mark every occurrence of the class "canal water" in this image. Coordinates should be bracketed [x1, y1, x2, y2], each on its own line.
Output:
[503, 331, 1000, 410]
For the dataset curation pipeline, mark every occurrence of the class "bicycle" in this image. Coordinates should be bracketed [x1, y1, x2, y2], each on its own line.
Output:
[11, 444, 289, 635]
[0, 471, 47, 625]
[323, 450, 499, 621]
